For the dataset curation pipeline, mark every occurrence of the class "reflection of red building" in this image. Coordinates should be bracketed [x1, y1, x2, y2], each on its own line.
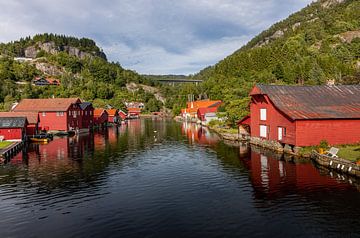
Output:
[181, 123, 219, 146]
[243, 149, 349, 199]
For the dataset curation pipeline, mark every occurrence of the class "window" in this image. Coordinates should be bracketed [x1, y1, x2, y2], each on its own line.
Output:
[260, 109, 267, 121]
[42, 112, 46, 117]
[85, 111, 87, 116]
[260, 125, 267, 138]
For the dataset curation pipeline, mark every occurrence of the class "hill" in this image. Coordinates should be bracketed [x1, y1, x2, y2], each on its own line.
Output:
[190, 0, 360, 124]
[0, 33, 162, 112]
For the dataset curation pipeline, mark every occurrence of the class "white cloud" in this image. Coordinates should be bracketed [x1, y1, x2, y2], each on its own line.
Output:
[0, 0, 313, 74]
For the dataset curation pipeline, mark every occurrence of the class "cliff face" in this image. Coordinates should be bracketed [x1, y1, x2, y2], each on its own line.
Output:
[24, 41, 105, 60]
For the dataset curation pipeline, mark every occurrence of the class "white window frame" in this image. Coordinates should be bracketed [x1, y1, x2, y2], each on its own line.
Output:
[260, 125, 267, 138]
[260, 108, 267, 121]
[42, 112, 46, 117]
[278, 127, 283, 141]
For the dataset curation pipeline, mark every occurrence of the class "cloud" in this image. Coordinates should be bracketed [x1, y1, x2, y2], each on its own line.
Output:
[0, 0, 313, 74]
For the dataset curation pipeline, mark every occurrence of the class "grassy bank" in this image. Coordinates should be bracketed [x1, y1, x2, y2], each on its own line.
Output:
[300, 144, 360, 163]
[0, 141, 12, 149]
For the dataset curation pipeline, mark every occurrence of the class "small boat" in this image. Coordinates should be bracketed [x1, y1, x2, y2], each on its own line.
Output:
[29, 137, 49, 143]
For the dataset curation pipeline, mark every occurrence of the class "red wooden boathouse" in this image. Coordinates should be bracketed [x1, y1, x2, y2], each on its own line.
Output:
[79, 102, 94, 129]
[0, 112, 39, 135]
[0, 117, 28, 141]
[244, 84, 360, 147]
[94, 108, 108, 126]
[13, 98, 82, 132]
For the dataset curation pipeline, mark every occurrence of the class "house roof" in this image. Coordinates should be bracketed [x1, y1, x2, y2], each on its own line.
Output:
[118, 110, 127, 115]
[128, 108, 141, 112]
[186, 100, 222, 109]
[251, 84, 360, 120]
[13, 98, 81, 112]
[107, 109, 119, 116]
[238, 115, 251, 125]
[197, 107, 218, 116]
[94, 108, 107, 117]
[0, 117, 27, 128]
[0, 112, 38, 124]
[79, 102, 93, 110]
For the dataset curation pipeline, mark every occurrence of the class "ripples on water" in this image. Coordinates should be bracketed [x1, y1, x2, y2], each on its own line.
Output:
[0, 119, 359, 238]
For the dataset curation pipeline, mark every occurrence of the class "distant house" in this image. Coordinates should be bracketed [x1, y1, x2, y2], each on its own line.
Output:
[119, 110, 127, 121]
[182, 99, 222, 121]
[0, 117, 28, 141]
[0, 112, 39, 135]
[125, 102, 144, 109]
[107, 109, 120, 124]
[13, 98, 82, 132]
[243, 84, 360, 147]
[93, 108, 108, 127]
[33, 77, 60, 86]
[79, 102, 94, 130]
[127, 108, 141, 119]
[197, 107, 218, 122]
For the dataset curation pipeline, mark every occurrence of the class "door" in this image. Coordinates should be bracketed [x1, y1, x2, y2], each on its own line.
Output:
[278, 127, 283, 141]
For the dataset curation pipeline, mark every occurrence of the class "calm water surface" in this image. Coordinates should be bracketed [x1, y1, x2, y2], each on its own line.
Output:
[0, 119, 359, 238]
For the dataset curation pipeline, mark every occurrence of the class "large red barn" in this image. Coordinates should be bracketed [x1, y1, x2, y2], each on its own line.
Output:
[13, 98, 82, 132]
[245, 84, 360, 147]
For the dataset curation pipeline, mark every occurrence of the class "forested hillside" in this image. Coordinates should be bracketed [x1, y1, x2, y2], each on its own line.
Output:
[0, 33, 161, 111]
[186, 0, 360, 125]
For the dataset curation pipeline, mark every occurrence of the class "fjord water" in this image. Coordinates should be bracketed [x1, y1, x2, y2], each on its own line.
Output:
[0, 119, 359, 238]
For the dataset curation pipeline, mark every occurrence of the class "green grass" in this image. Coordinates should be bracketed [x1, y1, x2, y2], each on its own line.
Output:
[0, 141, 12, 149]
[337, 145, 360, 163]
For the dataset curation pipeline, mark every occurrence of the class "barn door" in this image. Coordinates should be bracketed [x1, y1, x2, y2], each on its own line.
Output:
[278, 127, 283, 141]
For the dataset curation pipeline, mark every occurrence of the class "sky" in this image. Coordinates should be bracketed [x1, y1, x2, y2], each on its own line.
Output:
[0, 0, 313, 75]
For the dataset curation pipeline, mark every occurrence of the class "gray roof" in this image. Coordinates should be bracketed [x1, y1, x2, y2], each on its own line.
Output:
[79, 102, 93, 110]
[0, 117, 27, 128]
[252, 84, 360, 120]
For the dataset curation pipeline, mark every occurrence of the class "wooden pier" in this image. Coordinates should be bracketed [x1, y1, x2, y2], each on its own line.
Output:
[0, 142, 24, 162]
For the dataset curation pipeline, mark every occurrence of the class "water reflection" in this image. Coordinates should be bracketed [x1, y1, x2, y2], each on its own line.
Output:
[0, 119, 359, 238]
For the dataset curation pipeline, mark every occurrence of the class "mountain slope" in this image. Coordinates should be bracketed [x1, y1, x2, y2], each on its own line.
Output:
[0, 34, 162, 111]
[193, 0, 360, 124]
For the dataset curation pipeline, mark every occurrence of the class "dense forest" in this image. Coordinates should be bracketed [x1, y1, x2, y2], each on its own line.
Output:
[0, 34, 162, 112]
[164, 0, 360, 125]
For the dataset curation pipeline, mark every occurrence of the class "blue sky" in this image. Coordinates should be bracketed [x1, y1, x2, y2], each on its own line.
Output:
[0, 0, 313, 75]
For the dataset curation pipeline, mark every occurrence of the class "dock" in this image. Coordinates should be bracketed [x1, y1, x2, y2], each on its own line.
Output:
[0, 142, 24, 162]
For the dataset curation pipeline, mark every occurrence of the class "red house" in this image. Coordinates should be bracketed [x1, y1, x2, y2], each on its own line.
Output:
[94, 108, 108, 126]
[0, 117, 28, 141]
[33, 77, 60, 86]
[107, 109, 120, 124]
[0, 112, 39, 135]
[197, 107, 218, 121]
[79, 102, 94, 130]
[13, 98, 82, 132]
[245, 84, 360, 147]
[119, 110, 127, 121]
[127, 108, 141, 119]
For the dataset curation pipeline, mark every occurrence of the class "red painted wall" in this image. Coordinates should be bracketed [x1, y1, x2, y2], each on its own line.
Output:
[296, 119, 360, 146]
[26, 124, 38, 135]
[250, 94, 295, 145]
[39, 104, 82, 131]
[0, 128, 24, 140]
[94, 113, 108, 125]
[81, 108, 94, 129]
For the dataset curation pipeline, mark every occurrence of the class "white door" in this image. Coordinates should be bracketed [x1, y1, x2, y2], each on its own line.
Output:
[278, 127, 283, 141]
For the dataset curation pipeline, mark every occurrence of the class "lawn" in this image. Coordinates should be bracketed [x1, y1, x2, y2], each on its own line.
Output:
[0, 141, 13, 149]
[337, 145, 360, 163]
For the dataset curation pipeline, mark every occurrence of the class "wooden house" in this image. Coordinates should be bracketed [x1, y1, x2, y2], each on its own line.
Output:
[0, 112, 39, 135]
[119, 110, 127, 121]
[243, 84, 360, 147]
[107, 109, 120, 124]
[181, 99, 222, 120]
[94, 109, 108, 127]
[0, 117, 28, 141]
[79, 102, 94, 130]
[33, 77, 60, 86]
[127, 108, 141, 119]
[12, 98, 82, 132]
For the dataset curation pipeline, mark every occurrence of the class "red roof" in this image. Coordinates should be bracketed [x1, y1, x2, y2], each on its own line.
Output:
[251, 84, 360, 120]
[128, 108, 141, 113]
[94, 108, 107, 117]
[13, 98, 81, 112]
[107, 109, 119, 116]
[0, 112, 39, 124]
